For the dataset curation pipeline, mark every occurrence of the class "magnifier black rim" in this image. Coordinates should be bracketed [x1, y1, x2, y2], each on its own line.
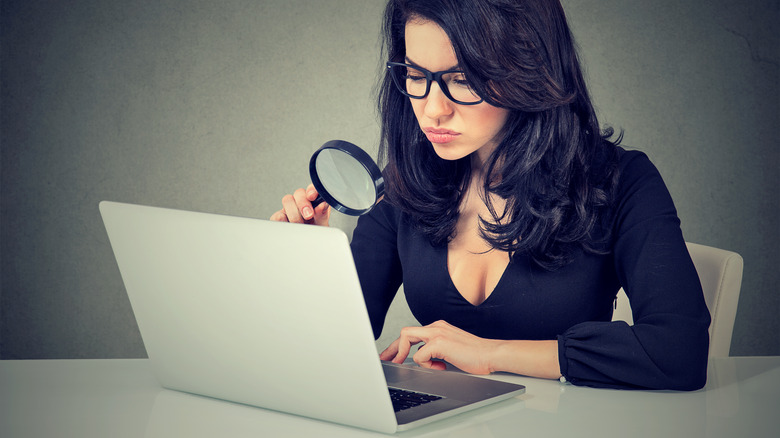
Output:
[309, 140, 385, 216]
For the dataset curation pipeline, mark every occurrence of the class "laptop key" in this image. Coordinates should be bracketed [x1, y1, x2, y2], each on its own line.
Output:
[388, 387, 444, 412]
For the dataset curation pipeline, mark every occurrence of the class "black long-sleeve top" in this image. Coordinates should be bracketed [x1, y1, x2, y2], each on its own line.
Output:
[350, 148, 711, 390]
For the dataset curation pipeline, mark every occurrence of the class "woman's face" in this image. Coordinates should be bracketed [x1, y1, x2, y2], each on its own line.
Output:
[404, 19, 510, 164]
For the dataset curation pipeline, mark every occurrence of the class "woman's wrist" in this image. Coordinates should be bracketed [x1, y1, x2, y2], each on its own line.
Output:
[488, 339, 562, 380]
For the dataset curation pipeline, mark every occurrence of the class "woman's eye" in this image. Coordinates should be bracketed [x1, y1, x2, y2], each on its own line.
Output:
[449, 75, 471, 88]
[454, 79, 470, 87]
[405, 69, 426, 82]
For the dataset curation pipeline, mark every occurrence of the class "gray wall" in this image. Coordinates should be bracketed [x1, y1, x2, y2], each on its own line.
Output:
[1, 0, 777, 359]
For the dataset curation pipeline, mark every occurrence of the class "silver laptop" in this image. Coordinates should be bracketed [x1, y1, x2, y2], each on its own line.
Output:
[99, 201, 525, 433]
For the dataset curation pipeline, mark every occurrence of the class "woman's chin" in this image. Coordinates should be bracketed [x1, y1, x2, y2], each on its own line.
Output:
[431, 143, 469, 161]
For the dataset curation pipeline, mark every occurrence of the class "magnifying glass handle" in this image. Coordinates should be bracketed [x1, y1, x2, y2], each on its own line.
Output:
[311, 194, 325, 208]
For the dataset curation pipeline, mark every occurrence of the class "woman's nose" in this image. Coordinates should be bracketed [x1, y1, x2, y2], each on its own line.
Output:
[423, 82, 454, 119]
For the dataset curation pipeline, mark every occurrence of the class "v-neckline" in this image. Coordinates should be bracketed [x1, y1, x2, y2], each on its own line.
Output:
[443, 246, 510, 307]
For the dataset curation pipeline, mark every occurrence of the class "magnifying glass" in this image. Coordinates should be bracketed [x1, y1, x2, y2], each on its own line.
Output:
[309, 140, 384, 216]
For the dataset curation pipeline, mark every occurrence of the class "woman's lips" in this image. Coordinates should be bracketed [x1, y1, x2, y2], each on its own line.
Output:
[423, 127, 460, 144]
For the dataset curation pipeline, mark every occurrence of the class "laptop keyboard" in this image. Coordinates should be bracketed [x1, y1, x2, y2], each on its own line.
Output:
[388, 387, 444, 412]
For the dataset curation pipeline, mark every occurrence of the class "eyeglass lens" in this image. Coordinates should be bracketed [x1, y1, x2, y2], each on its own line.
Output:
[389, 64, 481, 104]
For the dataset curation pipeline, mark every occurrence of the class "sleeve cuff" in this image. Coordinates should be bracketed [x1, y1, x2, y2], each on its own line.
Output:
[557, 334, 569, 382]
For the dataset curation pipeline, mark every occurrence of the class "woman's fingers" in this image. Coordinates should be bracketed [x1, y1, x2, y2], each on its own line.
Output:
[380, 326, 432, 365]
[269, 209, 289, 222]
[382, 321, 494, 374]
[413, 345, 448, 370]
[306, 185, 331, 226]
[401, 323, 447, 369]
[379, 338, 400, 361]
[292, 188, 314, 221]
[269, 184, 330, 227]
[380, 329, 422, 364]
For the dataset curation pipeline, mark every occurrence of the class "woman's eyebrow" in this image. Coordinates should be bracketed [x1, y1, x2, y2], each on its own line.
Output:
[404, 56, 461, 71]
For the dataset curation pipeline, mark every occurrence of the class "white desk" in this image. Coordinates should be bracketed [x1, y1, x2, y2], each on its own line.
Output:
[1, 357, 778, 437]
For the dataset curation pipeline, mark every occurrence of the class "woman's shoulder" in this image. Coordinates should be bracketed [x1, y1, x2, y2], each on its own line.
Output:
[615, 146, 656, 174]
[609, 145, 679, 227]
[613, 146, 669, 194]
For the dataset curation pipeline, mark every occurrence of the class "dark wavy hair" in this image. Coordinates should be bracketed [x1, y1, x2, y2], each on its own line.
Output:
[378, 0, 621, 270]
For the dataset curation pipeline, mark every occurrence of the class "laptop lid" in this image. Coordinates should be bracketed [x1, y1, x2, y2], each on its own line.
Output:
[100, 201, 397, 432]
[100, 201, 525, 433]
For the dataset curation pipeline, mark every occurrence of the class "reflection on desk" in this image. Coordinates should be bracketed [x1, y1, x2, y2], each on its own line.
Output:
[1, 357, 778, 437]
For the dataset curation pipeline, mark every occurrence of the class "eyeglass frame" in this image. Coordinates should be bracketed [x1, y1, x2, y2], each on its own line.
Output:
[386, 61, 484, 105]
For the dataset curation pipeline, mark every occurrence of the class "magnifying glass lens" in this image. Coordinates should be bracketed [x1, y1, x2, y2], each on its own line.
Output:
[315, 149, 375, 211]
[309, 140, 384, 216]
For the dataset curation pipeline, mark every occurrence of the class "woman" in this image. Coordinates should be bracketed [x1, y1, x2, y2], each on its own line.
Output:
[271, 0, 711, 390]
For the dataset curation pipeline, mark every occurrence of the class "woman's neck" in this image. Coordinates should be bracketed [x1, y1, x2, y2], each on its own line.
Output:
[469, 140, 501, 187]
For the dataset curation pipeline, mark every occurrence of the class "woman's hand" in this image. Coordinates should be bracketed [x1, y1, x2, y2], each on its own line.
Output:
[380, 320, 562, 379]
[379, 320, 498, 375]
[269, 184, 331, 226]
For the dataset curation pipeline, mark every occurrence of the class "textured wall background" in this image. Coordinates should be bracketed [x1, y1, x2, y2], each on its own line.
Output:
[1, 0, 778, 359]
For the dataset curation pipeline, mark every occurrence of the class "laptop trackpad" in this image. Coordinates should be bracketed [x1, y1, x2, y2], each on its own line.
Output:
[382, 362, 507, 403]
[383, 361, 436, 384]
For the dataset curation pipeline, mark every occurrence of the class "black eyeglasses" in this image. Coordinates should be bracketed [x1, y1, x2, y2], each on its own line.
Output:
[386, 62, 483, 105]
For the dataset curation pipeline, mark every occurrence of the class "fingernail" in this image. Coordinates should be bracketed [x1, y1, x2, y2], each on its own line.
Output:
[302, 207, 313, 219]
